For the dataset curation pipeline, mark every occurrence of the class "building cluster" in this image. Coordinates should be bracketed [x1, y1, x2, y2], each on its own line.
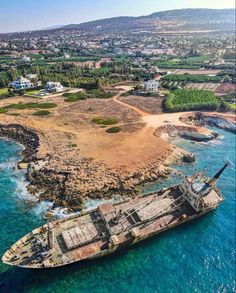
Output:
[0, 28, 234, 61]
[9, 75, 64, 93]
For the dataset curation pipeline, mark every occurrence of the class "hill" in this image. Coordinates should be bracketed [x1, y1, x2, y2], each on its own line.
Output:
[61, 8, 235, 33]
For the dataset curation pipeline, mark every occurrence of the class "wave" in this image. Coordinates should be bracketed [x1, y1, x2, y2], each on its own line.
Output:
[0, 158, 19, 170]
[32, 200, 53, 217]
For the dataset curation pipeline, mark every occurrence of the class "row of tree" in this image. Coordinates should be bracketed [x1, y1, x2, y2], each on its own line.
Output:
[162, 74, 221, 83]
[164, 89, 220, 112]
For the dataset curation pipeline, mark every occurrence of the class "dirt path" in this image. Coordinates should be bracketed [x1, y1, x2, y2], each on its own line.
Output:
[112, 94, 214, 135]
[113, 95, 149, 117]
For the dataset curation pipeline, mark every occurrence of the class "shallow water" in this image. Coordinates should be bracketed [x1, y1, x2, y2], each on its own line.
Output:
[0, 128, 235, 293]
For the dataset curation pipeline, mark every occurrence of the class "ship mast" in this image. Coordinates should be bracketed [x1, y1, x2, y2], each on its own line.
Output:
[207, 162, 230, 187]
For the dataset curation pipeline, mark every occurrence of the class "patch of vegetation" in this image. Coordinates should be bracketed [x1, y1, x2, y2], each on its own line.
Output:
[8, 112, 21, 116]
[86, 89, 113, 99]
[106, 126, 121, 133]
[121, 92, 130, 97]
[4, 102, 57, 110]
[25, 89, 40, 96]
[162, 74, 221, 83]
[68, 143, 77, 148]
[229, 103, 236, 110]
[156, 61, 201, 69]
[64, 92, 87, 102]
[0, 88, 8, 95]
[181, 54, 214, 64]
[91, 117, 119, 126]
[161, 80, 181, 90]
[0, 108, 8, 114]
[0, 88, 11, 99]
[64, 89, 113, 102]
[219, 94, 236, 112]
[164, 89, 220, 112]
[33, 110, 50, 116]
[0, 102, 57, 114]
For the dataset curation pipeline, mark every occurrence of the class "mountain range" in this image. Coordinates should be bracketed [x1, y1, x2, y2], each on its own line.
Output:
[57, 8, 235, 33]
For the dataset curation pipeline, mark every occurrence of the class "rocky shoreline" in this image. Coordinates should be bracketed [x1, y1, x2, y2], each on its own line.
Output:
[0, 123, 188, 211]
[181, 112, 236, 134]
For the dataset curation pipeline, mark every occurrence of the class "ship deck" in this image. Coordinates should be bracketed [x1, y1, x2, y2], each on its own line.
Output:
[2, 184, 222, 269]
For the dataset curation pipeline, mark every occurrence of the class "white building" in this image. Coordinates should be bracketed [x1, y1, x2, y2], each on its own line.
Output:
[10, 75, 41, 90]
[21, 56, 31, 62]
[9, 76, 33, 90]
[45, 81, 64, 93]
[26, 74, 37, 80]
[64, 53, 71, 59]
[144, 80, 160, 93]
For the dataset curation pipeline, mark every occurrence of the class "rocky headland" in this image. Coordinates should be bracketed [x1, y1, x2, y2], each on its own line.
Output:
[0, 123, 185, 211]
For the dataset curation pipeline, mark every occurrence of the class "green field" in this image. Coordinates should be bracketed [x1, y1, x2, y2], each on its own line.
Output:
[156, 61, 201, 69]
[164, 89, 219, 112]
[181, 54, 214, 64]
[0, 88, 8, 95]
[162, 74, 221, 83]
[25, 89, 40, 96]
[229, 103, 236, 110]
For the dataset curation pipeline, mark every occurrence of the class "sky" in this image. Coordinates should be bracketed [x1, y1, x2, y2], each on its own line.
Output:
[0, 0, 235, 33]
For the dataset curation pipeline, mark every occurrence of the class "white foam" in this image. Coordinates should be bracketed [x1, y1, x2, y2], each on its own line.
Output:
[32, 200, 53, 217]
[0, 158, 18, 170]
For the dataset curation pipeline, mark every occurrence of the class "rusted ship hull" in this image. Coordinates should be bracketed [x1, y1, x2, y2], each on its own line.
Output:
[2, 179, 224, 269]
[86, 207, 216, 261]
[2, 208, 216, 269]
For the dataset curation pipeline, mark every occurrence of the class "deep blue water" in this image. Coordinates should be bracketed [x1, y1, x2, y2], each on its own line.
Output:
[0, 129, 235, 293]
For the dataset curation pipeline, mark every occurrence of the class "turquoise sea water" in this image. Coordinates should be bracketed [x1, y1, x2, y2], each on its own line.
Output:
[0, 128, 235, 293]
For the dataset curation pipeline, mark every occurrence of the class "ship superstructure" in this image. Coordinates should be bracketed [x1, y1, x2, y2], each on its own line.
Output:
[2, 164, 228, 269]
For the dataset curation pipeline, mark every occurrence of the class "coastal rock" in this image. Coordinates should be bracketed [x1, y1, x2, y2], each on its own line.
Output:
[0, 123, 185, 211]
[179, 130, 214, 142]
[205, 116, 236, 134]
[183, 153, 196, 163]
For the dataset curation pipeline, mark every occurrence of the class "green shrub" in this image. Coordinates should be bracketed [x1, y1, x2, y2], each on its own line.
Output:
[0, 108, 7, 114]
[106, 126, 121, 133]
[33, 110, 50, 116]
[8, 112, 21, 116]
[91, 117, 119, 125]
[68, 143, 77, 148]
[63, 90, 113, 101]
[4, 102, 57, 110]
[64, 92, 87, 102]
[86, 89, 113, 99]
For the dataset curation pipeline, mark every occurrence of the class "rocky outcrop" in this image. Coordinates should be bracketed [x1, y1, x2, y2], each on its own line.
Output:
[183, 153, 196, 163]
[205, 116, 236, 134]
[0, 124, 39, 162]
[181, 112, 236, 134]
[0, 123, 184, 211]
[179, 130, 214, 142]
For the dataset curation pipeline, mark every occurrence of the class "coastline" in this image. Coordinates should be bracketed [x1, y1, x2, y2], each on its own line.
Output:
[0, 110, 234, 212]
[0, 123, 187, 212]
